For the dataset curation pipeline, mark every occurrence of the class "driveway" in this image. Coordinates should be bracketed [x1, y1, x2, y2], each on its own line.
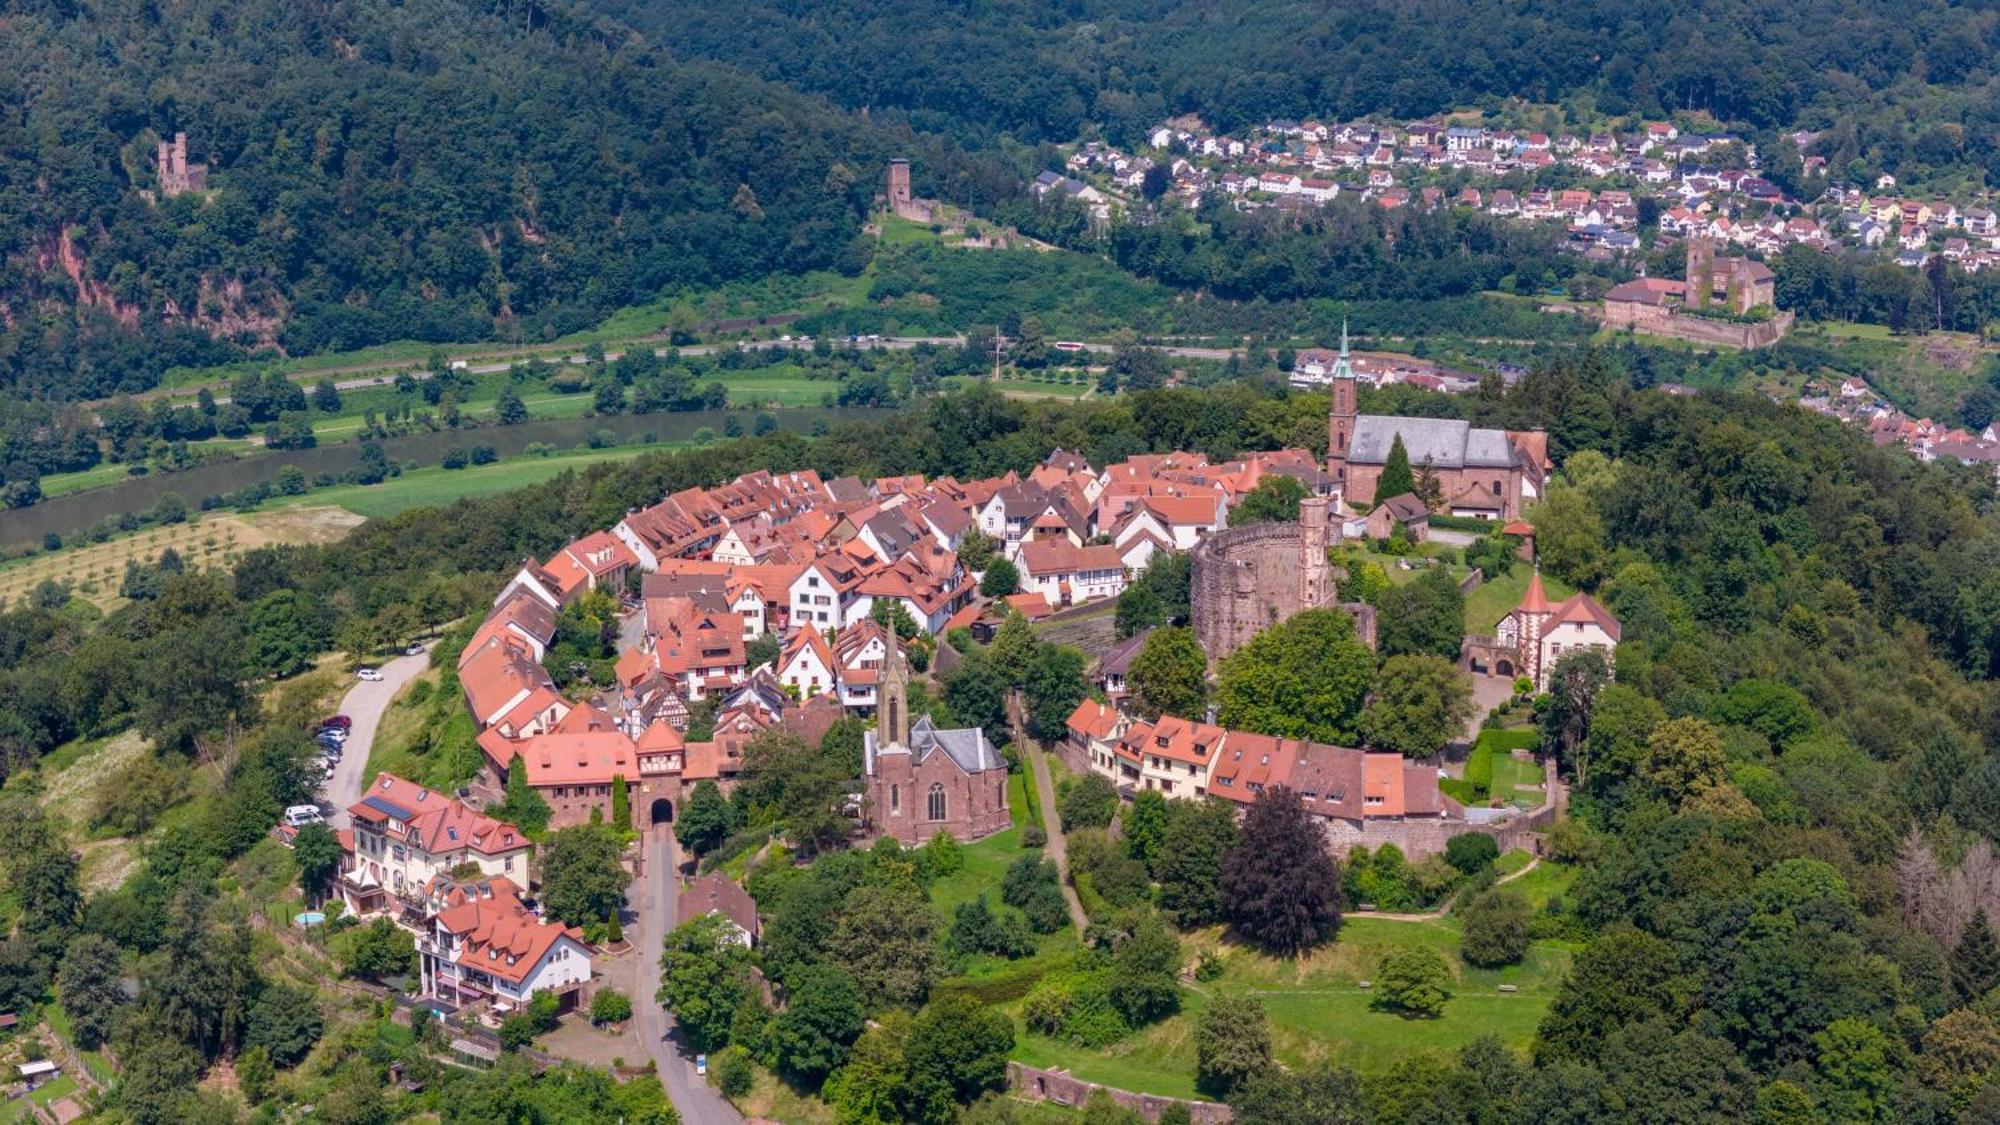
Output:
[633, 830, 742, 1125]
[325, 649, 434, 826]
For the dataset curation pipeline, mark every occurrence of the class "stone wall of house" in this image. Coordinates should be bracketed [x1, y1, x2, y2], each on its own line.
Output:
[1347, 461, 1521, 516]
[1056, 732, 1094, 775]
[1008, 1064, 1233, 1124]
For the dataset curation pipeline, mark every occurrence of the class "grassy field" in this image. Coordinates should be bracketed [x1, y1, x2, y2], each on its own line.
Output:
[261, 445, 666, 520]
[1013, 910, 1574, 1095]
[929, 772, 1031, 917]
[148, 266, 879, 398]
[0, 507, 364, 611]
[1464, 567, 1574, 634]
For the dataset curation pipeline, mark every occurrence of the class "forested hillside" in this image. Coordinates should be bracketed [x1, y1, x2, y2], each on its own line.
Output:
[0, 0, 1010, 402]
[612, 0, 2000, 169]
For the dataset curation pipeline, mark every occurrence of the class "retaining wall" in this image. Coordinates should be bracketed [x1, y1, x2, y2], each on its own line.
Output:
[1008, 1063, 1232, 1123]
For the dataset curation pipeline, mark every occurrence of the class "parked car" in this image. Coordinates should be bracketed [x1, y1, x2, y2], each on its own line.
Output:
[404, 643, 426, 656]
[356, 667, 383, 682]
[283, 805, 325, 827]
[695, 1055, 707, 1077]
[322, 715, 353, 730]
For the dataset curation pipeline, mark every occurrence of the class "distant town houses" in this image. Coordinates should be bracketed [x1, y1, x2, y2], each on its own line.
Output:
[1794, 374, 2000, 476]
[1051, 113, 2000, 272]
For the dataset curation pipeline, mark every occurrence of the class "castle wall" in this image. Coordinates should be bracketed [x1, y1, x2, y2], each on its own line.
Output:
[1190, 523, 1312, 660]
[1608, 308, 1793, 349]
[1008, 1064, 1232, 1124]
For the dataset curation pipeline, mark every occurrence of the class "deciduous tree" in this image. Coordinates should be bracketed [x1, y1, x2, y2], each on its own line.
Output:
[538, 824, 627, 928]
[1194, 996, 1271, 1097]
[1216, 609, 1373, 742]
[1221, 788, 1342, 954]
[1127, 626, 1207, 721]
[1358, 654, 1474, 757]
[1372, 947, 1453, 1018]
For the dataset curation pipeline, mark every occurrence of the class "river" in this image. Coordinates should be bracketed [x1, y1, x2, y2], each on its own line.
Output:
[0, 407, 888, 549]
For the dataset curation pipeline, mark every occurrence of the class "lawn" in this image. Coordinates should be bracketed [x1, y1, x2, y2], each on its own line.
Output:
[1011, 913, 1573, 1095]
[261, 445, 665, 520]
[1444, 729, 1545, 809]
[929, 772, 1031, 917]
[1489, 753, 1546, 805]
[38, 460, 141, 498]
[985, 378, 1094, 400]
[1464, 566, 1574, 634]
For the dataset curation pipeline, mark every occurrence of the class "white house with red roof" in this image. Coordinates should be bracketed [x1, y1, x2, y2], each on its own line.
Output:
[777, 626, 837, 698]
[1017, 540, 1129, 608]
[543, 531, 637, 602]
[415, 876, 592, 1012]
[1495, 572, 1621, 690]
[338, 774, 534, 917]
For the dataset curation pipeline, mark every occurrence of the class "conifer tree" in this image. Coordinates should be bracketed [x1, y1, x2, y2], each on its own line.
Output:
[1374, 434, 1415, 504]
[1955, 908, 2000, 1002]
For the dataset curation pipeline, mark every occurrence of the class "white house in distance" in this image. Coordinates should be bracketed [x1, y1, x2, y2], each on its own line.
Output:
[1017, 540, 1129, 608]
[415, 877, 592, 1011]
[1494, 572, 1621, 690]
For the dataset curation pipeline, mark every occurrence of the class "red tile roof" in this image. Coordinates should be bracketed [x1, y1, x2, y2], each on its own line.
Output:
[348, 773, 530, 856]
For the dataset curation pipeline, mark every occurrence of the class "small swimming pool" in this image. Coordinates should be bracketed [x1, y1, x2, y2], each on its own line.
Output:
[294, 911, 327, 926]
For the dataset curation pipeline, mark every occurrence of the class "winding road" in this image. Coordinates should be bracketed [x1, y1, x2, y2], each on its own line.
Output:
[633, 830, 743, 1125]
[323, 648, 433, 827]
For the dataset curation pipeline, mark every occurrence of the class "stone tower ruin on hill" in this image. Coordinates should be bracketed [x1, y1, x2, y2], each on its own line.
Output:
[156, 132, 209, 196]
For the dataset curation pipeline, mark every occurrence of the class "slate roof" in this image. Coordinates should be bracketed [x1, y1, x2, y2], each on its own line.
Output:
[865, 714, 1004, 775]
[1348, 416, 1519, 469]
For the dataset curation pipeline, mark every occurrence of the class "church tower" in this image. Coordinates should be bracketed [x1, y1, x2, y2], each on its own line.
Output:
[1325, 320, 1358, 481]
[878, 633, 909, 748]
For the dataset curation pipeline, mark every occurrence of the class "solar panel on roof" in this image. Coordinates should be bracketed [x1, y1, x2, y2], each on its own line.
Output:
[361, 795, 413, 820]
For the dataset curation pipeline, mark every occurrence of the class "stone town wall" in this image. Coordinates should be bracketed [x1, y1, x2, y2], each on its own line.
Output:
[1009, 1063, 1233, 1124]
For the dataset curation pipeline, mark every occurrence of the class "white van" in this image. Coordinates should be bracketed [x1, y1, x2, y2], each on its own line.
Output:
[284, 805, 325, 828]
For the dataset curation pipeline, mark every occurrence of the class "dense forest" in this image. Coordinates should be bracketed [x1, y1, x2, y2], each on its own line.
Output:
[608, 0, 2000, 165]
[0, 0, 1014, 403]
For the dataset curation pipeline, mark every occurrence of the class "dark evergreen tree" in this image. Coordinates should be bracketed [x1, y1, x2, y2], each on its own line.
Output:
[1955, 909, 2000, 1003]
[1220, 788, 1342, 955]
[1373, 434, 1415, 503]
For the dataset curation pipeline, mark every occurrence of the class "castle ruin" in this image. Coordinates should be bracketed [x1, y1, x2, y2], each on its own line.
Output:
[1190, 495, 1376, 661]
[156, 132, 208, 196]
[884, 158, 933, 221]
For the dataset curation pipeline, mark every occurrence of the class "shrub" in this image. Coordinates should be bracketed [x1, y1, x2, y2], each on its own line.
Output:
[1460, 889, 1532, 967]
[715, 1048, 755, 1098]
[591, 988, 634, 1025]
[1003, 853, 1070, 933]
[1444, 833, 1500, 875]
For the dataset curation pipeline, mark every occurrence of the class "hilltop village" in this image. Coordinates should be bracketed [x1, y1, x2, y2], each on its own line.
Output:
[304, 363, 1622, 1027]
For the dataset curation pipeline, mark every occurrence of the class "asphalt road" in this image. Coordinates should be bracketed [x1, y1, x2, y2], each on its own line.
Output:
[323, 649, 434, 826]
[634, 829, 743, 1125]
